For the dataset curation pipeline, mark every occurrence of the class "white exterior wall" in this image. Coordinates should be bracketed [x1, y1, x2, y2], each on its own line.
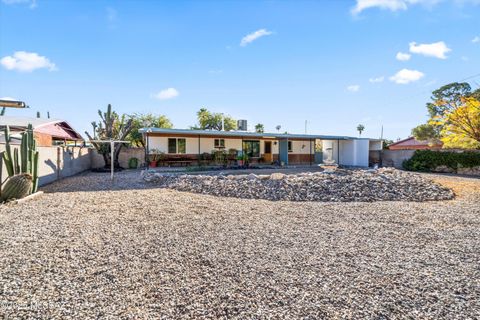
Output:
[289, 140, 313, 154]
[148, 136, 198, 154]
[369, 140, 383, 151]
[339, 140, 356, 166]
[322, 140, 339, 163]
[322, 139, 369, 167]
[354, 139, 370, 167]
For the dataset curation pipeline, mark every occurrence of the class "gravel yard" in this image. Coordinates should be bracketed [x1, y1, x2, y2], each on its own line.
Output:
[1, 170, 479, 319]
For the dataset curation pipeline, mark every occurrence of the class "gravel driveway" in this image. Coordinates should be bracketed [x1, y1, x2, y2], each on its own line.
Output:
[1, 170, 479, 319]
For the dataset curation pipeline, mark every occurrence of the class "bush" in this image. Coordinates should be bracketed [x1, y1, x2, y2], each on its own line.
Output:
[128, 157, 139, 169]
[403, 150, 480, 172]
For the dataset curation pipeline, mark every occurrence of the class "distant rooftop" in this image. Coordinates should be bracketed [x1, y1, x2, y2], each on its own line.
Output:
[0, 115, 83, 141]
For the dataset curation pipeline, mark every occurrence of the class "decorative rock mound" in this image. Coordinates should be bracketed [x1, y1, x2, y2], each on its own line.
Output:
[142, 168, 454, 202]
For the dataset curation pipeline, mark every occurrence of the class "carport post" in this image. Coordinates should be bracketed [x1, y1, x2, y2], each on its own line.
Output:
[337, 140, 340, 165]
[309, 139, 312, 166]
[198, 135, 201, 165]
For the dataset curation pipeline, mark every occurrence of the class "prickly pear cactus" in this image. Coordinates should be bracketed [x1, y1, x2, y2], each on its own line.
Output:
[1, 174, 33, 202]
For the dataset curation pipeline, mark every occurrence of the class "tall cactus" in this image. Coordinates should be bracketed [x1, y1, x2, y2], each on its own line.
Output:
[1, 124, 40, 197]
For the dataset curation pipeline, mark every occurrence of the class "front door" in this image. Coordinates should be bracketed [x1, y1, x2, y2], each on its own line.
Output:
[264, 141, 272, 163]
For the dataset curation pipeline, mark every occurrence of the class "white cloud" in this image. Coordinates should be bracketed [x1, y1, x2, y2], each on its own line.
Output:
[472, 36, 480, 43]
[396, 52, 411, 61]
[389, 68, 425, 84]
[351, 0, 451, 15]
[1, 51, 57, 72]
[152, 88, 179, 100]
[351, 0, 408, 15]
[2, 0, 37, 9]
[240, 29, 273, 46]
[208, 69, 223, 74]
[369, 76, 385, 83]
[409, 41, 451, 59]
[347, 84, 360, 92]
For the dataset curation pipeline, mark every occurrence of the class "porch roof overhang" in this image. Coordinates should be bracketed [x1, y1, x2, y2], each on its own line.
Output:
[139, 128, 365, 140]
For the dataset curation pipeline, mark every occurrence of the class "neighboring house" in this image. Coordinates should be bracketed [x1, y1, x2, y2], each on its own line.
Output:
[0, 116, 83, 146]
[388, 137, 442, 150]
[140, 128, 383, 167]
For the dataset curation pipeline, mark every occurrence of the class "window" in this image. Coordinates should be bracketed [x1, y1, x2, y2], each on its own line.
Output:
[288, 141, 293, 152]
[243, 140, 260, 158]
[168, 138, 186, 154]
[168, 138, 176, 154]
[214, 139, 225, 148]
[177, 138, 186, 154]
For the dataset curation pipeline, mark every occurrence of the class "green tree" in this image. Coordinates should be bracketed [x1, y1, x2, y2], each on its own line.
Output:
[85, 104, 133, 168]
[128, 113, 173, 147]
[255, 123, 264, 133]
[382, 139, 394, 149]
[357, 124, 365, 137]
[411, 124, 440, 141]
[192, 108, 236, 131]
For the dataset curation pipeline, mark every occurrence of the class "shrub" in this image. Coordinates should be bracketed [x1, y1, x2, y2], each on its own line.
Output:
[128, 157, 139, 169]
[403, 150, 480, 172]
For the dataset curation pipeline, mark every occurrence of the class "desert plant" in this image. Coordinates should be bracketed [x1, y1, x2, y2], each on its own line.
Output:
[85, 104, 133, 169]
[227, 148, 238, 160]
[2, 124, 40, 197]
[128, 157, 139, 169]
[1, 173, 33, 202]
[149, 149, 164, 162]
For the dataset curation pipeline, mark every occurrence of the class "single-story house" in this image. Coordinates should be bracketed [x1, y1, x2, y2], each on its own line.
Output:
[140, 128, 383, 167]
[0, 116, 84, 146]
[388, 137, 442, 150]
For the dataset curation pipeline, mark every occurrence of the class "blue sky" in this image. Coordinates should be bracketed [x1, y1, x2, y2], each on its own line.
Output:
[1, 0, 479, 140]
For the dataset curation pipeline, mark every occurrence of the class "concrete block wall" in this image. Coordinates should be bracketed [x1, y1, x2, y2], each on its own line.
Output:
[1, 144, 146, 187]
[0, 145, 91, 186]
[90, 147, 145, 169]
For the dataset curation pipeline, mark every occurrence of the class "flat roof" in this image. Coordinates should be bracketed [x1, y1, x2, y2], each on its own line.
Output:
[139, 127, 378, 140]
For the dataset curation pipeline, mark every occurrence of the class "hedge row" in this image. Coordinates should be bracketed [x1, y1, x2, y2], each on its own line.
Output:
[403, 150, 480, 172]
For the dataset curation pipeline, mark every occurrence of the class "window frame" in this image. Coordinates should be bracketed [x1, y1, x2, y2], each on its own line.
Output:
[168, 138, 177, 154]
[214, 138, 225, 149]
[167, 138, 187, 154]
[177, 138, 186, 154]
[243, 140, 260, 158]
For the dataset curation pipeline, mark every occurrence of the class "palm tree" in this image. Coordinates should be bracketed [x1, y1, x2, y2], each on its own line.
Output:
[357, 124, 365, 137]
[275, 125, 281, 132]
[255, 123, 265, 133]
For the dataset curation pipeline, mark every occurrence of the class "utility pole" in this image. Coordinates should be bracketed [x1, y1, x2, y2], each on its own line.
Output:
[305, 120, 308, 134]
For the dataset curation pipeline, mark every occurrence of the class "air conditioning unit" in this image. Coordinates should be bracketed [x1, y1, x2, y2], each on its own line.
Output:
[237, 119, 248, 131]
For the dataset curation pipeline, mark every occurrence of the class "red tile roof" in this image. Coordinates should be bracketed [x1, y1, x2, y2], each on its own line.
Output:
[388, 137, 442, 150]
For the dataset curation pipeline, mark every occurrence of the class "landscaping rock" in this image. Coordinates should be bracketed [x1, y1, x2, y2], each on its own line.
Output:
[143, 168, 454, 202]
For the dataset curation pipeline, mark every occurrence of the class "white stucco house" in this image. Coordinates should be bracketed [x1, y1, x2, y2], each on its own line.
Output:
[139, 128, 382, 167]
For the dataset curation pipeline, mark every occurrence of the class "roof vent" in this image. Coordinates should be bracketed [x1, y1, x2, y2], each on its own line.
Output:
[237, 119, 247, 131]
